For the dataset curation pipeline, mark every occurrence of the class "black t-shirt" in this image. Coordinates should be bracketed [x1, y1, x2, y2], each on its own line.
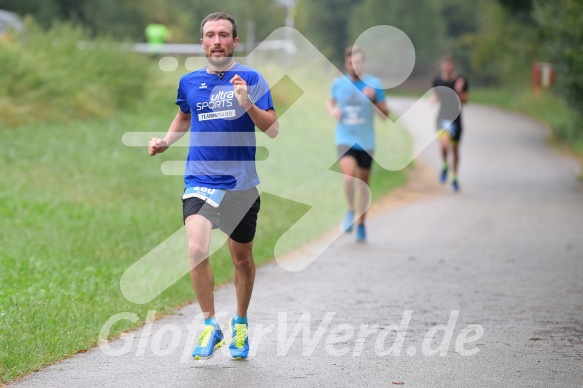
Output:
[432, 75, 468, 124]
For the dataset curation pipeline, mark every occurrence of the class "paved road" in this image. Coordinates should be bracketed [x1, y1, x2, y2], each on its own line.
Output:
[12, 100, 583, 387]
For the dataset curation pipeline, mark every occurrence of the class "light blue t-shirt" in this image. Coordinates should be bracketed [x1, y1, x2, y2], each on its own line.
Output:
[175, 63, 274, 190]
[330, 74, 385, 151]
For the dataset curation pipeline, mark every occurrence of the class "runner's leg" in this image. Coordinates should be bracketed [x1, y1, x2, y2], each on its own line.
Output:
[439, 133, 450, 182]
[439, 134, 450, 165]
[228, 239, 255, 318]
[185, 214, 215, 318]
[356, 167, 371, 226]
[452, 141, 459, 178]
[339, 155, 358, 211]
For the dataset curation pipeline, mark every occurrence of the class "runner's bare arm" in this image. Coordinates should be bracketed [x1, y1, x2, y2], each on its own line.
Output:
[246, 107, 279, 139]
[326, 96, 342, 121]
[231, 74, 279, 139]
[363, 87, 389, 120]
[374, 100, 390, 120]
[455, 78, 469, 104]
[148, 108, 191, 156]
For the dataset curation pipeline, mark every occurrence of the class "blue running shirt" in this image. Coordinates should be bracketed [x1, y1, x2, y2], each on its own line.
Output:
[176, 63, 273, 190]
[330, 74, 385, 151]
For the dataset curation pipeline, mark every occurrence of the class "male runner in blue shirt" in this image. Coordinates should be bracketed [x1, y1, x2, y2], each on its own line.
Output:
[148, 12, 278, 360]
[326, 47, 389, 242]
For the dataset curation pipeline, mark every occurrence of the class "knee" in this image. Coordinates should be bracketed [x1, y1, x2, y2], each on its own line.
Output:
[188, 241, 208, 261]
[232, 254, 254, 270]
[342, 169, 354, 179]
[359, 183, 370, 194]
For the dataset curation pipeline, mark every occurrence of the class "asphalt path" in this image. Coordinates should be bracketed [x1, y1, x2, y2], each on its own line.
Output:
[11, 99, 583, 387]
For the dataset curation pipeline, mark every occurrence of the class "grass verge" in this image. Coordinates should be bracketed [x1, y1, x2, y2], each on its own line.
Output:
[471, 88, 583, 161]
[0, 18, 150, 128]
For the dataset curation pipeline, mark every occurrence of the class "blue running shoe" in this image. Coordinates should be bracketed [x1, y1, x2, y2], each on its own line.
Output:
[356, 224, 366, 242]
[452, 180, 459, 192]
[192, 325, 225, 360]
[440, 167, 448, 183]
[341, 210, 354, 233]
[229, 317, 249, 360]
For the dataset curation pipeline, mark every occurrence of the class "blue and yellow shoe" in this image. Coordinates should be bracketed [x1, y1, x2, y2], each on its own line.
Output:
[192, 325, 225, 360]
[452, 179, 460, 192]
[440, 166, 448, 183]
[356, 224, 366, 242]
[341, 210, 355, 233]
[229, 317, 249, 360]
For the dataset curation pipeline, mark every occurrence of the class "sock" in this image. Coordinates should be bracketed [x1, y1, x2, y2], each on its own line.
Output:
[204, 316, 219, 329]
[234, 313, 248, 324]
[443, 162, 449, 170]
[451, 173, 457, 182]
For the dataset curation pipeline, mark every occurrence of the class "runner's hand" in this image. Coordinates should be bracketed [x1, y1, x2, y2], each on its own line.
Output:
[330, 106, 343, 121]
[363, 87, 377, 102]
[148, 138, 169, 156]
[230, 74, 251, 109]
[455, 78, 465, 94]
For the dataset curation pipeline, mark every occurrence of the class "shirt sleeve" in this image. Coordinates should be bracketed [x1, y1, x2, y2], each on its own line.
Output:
[249, 72, 274, 111]
[175, 77, 191, 114]
[374, 78, 385, 102]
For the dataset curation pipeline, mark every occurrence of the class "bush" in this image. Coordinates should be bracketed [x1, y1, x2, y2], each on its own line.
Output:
[0, 17, 151, 127]
[534, 0, 583, 140]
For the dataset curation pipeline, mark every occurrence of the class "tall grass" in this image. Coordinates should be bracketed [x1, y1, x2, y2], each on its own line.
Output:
[0, 18, 150, 128]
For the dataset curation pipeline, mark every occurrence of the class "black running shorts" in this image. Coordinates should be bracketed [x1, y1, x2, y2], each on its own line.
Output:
[182, 187, 260, 244]
[337, 145, 374, 169]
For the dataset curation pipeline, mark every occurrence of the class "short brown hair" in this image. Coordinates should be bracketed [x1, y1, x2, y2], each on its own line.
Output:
[441, 54, 455, 64]
[201, 12, 238, 39]
[344, 46, 365, 61]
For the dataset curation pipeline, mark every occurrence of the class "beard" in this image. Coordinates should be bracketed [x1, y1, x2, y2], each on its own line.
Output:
[206, 50, 234, 68]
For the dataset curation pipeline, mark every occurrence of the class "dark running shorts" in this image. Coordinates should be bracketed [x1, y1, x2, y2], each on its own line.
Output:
[182, 187, 260, 244]
[437, 119, 463, 143]
[337, 145, 374, 169]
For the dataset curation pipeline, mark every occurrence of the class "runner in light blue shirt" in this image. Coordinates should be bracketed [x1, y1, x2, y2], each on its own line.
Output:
[326, 46, 389, 242]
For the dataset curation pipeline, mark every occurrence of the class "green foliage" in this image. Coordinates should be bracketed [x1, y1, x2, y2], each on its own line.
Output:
[467, 2, 539, 87]
[533, 0, 583, 139]
[440, 0, 583, 142]
[295, 0, 446, 70]
[0, 18, 150, 128]
[496, 0, 534, 22]
[0, 0, 287, 43]
[294, 0, 362, 67]
[347, 0, 446, 73]
[438, 0, 483, 77]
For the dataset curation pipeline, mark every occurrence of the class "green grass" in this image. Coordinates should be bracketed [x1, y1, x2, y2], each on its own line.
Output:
[0, 18, 150, 128]
[0, 60, 411, 382]
[471, 88, 583, 160]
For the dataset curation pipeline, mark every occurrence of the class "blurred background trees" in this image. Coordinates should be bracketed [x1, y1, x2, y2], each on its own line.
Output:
[1, 0, 581, 137]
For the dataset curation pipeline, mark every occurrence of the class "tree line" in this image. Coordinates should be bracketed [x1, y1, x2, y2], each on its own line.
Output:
[2, 0, 582, 136]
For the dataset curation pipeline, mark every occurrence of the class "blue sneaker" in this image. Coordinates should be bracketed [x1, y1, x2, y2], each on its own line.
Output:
[452, 179, 459, 192]
[341, 210, 354, 233]
[229, 317, 249, 360]
[192, 325, 225, 360]
[440, 167, 448, 183]
[356, 224, 366, 242]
